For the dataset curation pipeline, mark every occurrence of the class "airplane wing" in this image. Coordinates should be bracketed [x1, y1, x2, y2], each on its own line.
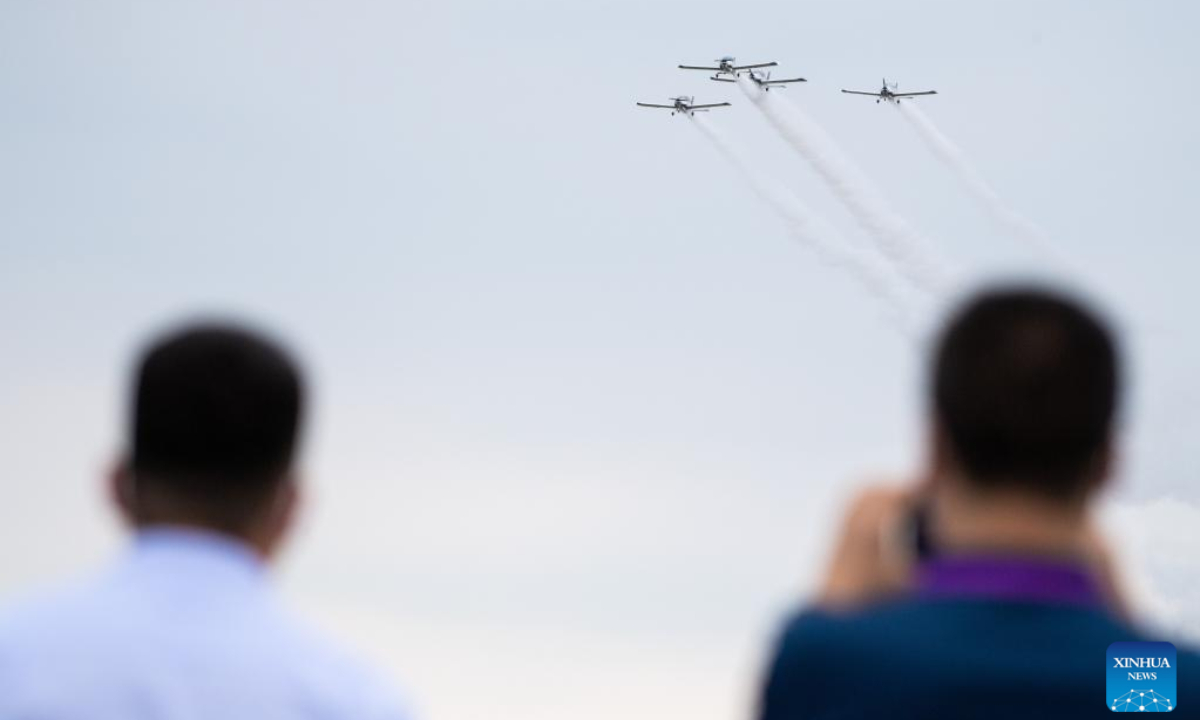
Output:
[732, 61, 777, 70]
[892, 91, 938, 97]
[636, 103, 677, 109]
[679, 64, 722, 71]
[688, 103, 732, 110]
[710, 77, 737, 83]
[841, 90, 881, 96]
[762, 77, 807, 85]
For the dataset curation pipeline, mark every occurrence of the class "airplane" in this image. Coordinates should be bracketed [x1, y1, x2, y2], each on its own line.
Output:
[841, 79, 937, 104]
[679, 56, 777, 79]
[636, 96, 732, 117]
[711, 68, 806, 91]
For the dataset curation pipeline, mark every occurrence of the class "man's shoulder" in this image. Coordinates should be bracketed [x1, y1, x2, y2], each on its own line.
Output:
[773, 598, 1142, 676]
[0, 573, 112, 645]
[774, 598, 1200, 680]
[763, 600, 1200, 719]
[0, 574, 413, 719]
[782, 596, 1130, 640]
[776, 598, 966, 650]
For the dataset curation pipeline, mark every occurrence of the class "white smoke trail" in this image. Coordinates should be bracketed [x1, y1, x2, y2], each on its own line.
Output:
[737, 77, 958, 298]
[690, 113, 923, 332]
[895, 101, 1063, 263]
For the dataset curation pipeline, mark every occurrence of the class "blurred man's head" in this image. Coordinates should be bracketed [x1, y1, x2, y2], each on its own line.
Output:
[114, 323, 305, 557]
[930, 287, 1120, 504]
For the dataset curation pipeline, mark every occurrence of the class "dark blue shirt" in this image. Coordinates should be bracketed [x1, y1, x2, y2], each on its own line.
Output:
[758, 558, 1200, 719]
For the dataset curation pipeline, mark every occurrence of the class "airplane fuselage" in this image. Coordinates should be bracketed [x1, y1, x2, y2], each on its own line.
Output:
[715, 61, 737, 76]
[749, 74, 780, 91]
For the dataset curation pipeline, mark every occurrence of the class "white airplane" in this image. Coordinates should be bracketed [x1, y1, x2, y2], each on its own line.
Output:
[842, 79, 937, 104]
[636, 96, 732, 117]
[679, 56, 777, 80]
[711, 68, 806, 91]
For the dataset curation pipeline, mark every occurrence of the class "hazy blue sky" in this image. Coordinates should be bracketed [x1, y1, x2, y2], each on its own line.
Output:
[4, 2, 1200, 718]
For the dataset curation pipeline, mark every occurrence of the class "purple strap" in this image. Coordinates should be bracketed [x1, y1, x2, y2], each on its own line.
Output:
[917, 555, 1103, 607]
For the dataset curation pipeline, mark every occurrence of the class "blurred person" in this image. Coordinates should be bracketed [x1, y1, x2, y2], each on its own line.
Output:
[0, 323, 412, 719]
[757, 287, 1200, 719]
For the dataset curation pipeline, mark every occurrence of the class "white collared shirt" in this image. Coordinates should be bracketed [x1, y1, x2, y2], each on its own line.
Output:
[0, 528, 412, 720]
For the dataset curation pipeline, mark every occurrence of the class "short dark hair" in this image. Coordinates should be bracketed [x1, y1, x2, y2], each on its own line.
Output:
[130, 323, 304, 529]
[932, 287, 1120, 497]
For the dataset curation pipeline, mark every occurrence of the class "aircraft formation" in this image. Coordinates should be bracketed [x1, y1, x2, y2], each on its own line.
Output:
[637, 56, 937, 116]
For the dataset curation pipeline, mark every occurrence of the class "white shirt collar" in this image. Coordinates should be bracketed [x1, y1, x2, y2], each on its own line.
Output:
[127, 526, 267, 585]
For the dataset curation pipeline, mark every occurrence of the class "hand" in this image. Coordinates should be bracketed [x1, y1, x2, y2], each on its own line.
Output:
[816, 484, 922, 610]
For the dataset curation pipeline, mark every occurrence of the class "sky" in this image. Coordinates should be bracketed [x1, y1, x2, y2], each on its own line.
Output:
[3, 2, 1200, 718]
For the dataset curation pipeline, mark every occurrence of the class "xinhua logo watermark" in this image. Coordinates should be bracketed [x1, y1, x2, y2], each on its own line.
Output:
[1108, 642, 1176, 712]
